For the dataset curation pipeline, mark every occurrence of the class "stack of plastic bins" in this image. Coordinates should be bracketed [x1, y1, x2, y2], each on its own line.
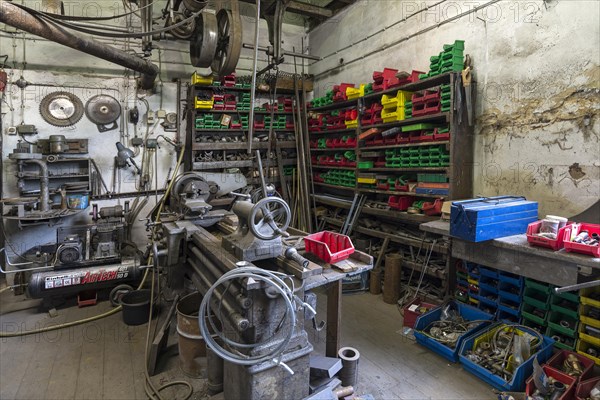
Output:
[455, 260, 469, 303]
[476, 267, 499, 316]
[521, 278, 552, 335]
[577, 287, 600, 364]
[547, 289, 579, 350]
[440, 84, 452, 113]
[467, 263, 480, 307]
[497, 272, 524, 324]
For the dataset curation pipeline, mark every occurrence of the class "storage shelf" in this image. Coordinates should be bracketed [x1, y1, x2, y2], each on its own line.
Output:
[312, 165, 356, 170]
[402, 259, 447, 279]
[310, 148, 356, 152]
[323, 217, 448, 254]
[309, 128, 355, 136]
[192, 141, 296, 151]
[197, 109, 294, 115]
[368, 167, 448, 172]
[192, 158, 296, 170]
[361, 140, 449, 151]
[193, 85, 297, 95]
[361, 113, 449, 131]
[195, 128, 294, 133]
[308, 99, 357, 112]
[313, 182, 356, 191]
[361, 73, 453, 102]
[359, 188, 447, 199]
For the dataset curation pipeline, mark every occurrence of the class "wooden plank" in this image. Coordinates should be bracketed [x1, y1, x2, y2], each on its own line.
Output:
[325, 280, 342, 358]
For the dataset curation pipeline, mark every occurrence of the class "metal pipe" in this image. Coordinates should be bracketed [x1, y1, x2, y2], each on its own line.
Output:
[0, 1, 159, 89]
[242, 43, 321, 61]
[555, 280, 600, 293]
[246, 0, 261, 153]
[188, 258, 249, 331]
[23, 159, 50, 212]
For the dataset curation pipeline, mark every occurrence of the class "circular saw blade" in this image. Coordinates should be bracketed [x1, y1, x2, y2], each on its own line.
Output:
[85, 94, 121, 125]
[39, 91, 84, 127]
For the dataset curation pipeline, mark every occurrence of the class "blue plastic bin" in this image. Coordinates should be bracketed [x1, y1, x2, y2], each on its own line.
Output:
[414, 301, 494, 362]
[499, 272, 524, 289]
[458, 323, 555, 391]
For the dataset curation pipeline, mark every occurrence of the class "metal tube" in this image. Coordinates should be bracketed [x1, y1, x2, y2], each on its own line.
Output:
[188, 245, 251, 309]
[25, 159, 50, 212]
[188, 258, 249, 331]
[242, 43, 321, 61]
[246, 0, 261, 153]
[0, 1, 159, 89]
[555, 280, 600, 294]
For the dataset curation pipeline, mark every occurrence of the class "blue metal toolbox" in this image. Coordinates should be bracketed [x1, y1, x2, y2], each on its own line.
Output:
[450, 196, 538, 242]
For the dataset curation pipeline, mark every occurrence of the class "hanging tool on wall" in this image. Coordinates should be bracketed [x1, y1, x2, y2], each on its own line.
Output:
[462, 54, 473, 126]
[85, 94, 121, 132]
[39, 91, 84, 127]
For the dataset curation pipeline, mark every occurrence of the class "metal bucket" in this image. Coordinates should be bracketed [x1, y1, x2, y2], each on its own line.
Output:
[176, 292, 206, 378]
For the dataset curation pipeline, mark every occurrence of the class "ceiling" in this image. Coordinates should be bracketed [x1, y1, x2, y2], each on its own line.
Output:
[238, 0, 358, 28]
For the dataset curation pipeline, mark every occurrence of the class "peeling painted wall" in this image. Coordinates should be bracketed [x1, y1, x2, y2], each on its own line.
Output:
[308, 0, 600, 217]
[0, 2, 306, 260]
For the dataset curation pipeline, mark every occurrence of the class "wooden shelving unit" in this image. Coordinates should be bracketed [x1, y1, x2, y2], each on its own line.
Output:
[306, 71, 474, 299]
[185, 83, 300, 197]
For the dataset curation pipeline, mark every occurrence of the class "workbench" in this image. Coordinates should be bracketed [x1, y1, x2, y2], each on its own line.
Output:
[420, 220, 600, 287]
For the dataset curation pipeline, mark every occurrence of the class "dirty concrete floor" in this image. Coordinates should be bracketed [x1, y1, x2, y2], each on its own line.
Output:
[0, 289, 496, 399]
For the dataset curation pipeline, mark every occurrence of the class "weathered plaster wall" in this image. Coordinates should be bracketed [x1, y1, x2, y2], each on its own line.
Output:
[0, 2, 306, 259]
[308, 0, 600, 217]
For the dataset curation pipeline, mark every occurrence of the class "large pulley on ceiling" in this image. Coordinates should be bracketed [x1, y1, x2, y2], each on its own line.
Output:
[39, 91, 84, 127]
[189, 6, 242, 77]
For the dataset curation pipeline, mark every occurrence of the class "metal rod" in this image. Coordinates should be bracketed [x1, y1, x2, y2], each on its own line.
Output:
[242, 43, 321, 61]
[246, 0, 261, 153]
[0, 1, 158, 89]
[555, 280, 600, 293]
[255, 150, 268, 198]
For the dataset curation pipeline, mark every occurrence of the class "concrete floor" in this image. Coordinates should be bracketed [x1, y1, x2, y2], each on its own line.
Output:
[0, 289, 496, 400]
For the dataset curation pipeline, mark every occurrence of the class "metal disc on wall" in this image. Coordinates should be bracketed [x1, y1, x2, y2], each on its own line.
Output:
[85, 94, 121, 132]
[190, 12, 218, 68]
[39, 91, 84, 127]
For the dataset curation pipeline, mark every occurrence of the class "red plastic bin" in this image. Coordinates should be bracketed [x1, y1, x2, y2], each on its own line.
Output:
[563, 223, 600, 257]
[304, 231, 355, 263]
[422, 199, 444, 216]
[576, 376, 600, 400]
[402, 299, 436, 329]
[388, 195, 414, 211]
[527, 220, 573, 251]
[525, 365, 576, 400]
[546, 350, 595, 382]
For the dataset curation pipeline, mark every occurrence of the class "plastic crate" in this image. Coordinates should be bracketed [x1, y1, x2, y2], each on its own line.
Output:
[458, 323, 555, 392]
[522, 316, 547, 335]
[525, 365, 576, 399]
[522, 302, 549, 326]
[548, 325, 578, 350]
[580, 304, 600, 329]
[548, 310, 579, 337]
[551, 295, 580, 320]
[576, 376, 600, 400]
[402, 299, 437, 329]
[414, 301, 494, 362]
[577, 338, 600, 366]
[546, 350, 595, 382]
[526, 278, 553, 294]
[304, 231, 355, 263]
[524, 287, 551, 310]
[581, 287, 600, 309]
[578, 323, 600, 347]
[563, 223, 600, 257]
[526, 220, 572, 251]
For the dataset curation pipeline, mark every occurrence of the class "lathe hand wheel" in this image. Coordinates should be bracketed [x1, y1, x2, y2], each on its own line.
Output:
[248, 197, 291, 241]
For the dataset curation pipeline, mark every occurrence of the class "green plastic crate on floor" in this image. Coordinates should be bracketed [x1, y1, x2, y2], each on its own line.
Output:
[521, 314, 547, 336]
[525, 278, 552, 294]
[547, 309, 578, 337]
[522, 302, 549, 326]
[546, 325, 577, 350]
[524, 287, 551, 310]
[550, 295, 579, 319]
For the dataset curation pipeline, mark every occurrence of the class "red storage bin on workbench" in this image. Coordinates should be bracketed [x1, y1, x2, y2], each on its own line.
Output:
[526, 220, 573, 251]
[563, 223, 600, 257]
[304, 231, 355, 263]
[576, 376, 600, 400]
[546, 350, 595, 383]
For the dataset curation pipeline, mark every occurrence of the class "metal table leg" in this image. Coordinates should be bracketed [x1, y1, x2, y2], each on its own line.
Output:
[326, 279, 342, 357]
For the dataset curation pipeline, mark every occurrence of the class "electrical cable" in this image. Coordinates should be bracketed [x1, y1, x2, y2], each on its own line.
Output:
[12, 3, 203, 39]
[12, 1, 157, 22]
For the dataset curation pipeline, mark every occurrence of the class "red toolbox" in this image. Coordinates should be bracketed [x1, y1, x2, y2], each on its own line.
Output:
[563, 223, 600, 257]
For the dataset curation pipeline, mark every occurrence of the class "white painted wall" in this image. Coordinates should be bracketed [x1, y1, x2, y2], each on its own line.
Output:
[308, 0, 600, 217]
[0, 1, 306, 260]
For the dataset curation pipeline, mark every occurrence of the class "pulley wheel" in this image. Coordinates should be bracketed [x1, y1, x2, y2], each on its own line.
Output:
[248, 197, 291, 241]
[211, 8, 242, 77]
[190, 12, 218, 68]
